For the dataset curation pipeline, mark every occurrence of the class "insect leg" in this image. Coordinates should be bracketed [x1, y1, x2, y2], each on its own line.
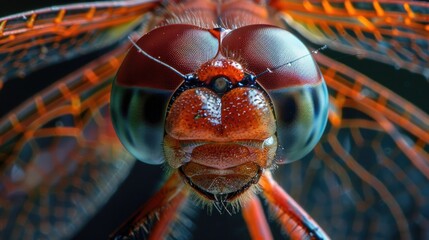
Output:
[242, 195, 273, 240]
[110, 171, 189, 239]
[260, 172, 330, 240]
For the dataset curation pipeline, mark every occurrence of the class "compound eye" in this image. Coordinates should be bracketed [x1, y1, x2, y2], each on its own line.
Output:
[211, 77, 231, 94]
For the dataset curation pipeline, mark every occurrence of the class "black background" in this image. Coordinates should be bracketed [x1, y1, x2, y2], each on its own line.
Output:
[1, 1, 427, 240]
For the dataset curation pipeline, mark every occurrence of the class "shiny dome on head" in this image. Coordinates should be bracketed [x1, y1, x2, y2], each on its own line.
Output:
[196, 58, 245, 84]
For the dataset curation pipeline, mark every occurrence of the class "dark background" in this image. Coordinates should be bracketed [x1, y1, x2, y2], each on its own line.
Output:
[1, 1, 427, 240]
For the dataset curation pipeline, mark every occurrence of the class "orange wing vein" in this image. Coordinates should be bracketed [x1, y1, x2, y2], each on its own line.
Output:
[0, 0, 160, 87]
[0, 43, 134, 240]
[271, 0, 429, 78]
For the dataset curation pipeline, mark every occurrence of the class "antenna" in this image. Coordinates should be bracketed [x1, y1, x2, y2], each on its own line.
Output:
[127, 36, 186, 79]
[256, 44, 328, 79]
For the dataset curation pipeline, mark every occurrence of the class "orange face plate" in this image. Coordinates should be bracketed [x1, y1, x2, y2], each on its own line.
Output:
[164, 87, 277, 200]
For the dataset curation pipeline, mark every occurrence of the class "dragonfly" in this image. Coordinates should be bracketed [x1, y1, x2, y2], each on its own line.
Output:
[1, 0, 428, 239]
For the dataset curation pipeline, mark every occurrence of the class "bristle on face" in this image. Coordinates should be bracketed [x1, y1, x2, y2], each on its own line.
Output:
[182, 177, 263, 216]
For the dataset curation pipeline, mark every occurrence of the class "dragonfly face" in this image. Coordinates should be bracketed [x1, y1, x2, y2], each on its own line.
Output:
[111, 23, 328, 204]
[1, 0, 428, 239]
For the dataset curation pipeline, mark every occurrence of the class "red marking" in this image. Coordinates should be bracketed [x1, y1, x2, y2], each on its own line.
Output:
[196, 58, 244, 84]
[209, 28, 221, 39]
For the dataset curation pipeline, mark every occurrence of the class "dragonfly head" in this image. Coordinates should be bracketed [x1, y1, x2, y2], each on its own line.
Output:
[164, 58, 277, 202]
[111, 24, 329, 206]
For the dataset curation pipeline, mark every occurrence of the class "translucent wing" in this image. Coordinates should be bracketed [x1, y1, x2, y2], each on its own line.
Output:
[0, 43, 137, 239]
[0, 0, 160, 85]
[0, 1, 161, 238]
[270, 0, 429, 239]
[277, 43, 429, 239]
[271, 0, 429, 78]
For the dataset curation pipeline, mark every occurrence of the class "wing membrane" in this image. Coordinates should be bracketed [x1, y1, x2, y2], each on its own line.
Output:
[270, 0, 429, 78]
[0, 44, 134, 239]
[272, 2, 429, 237]
[0, 0, 160, 86]
[279, 53, 428, 239]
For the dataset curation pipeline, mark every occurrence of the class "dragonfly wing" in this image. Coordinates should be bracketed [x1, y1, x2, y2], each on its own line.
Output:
[270, 0, 429, 78]
[0, 0, 160, 84]
[278, 53, 428, 239]
[0, 44, 134, 240]
[271, 1, 429, 238]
